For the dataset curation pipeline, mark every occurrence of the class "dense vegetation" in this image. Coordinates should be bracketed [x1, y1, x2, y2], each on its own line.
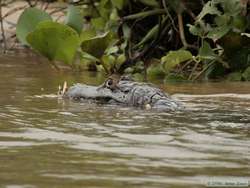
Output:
[3, 0, 250, 81]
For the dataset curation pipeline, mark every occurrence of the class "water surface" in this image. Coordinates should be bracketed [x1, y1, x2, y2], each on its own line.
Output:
[0, 54, 249, 188]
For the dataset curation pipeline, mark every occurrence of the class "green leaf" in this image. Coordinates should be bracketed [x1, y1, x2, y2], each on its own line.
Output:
[216, 0, 241, 16]
[122, 23, 131, 40]
[115, 54, 126, 69]
[80, 29, 97, 42]
[91, 17, 106, 30]
[81, 32, 115, 58]
[242, 67, 250, 81]
[147, 63, 166, 79]
[101, 55, 116, 72]
[16, 8, 52, 45]
[227, 72, 242, 81]
[80, 51, 100, 63]
[65, 5, 83, 34]
[105, 46, 119, 55]
[199, 41, 217, 60]
[187, 23, 204, 37]
[111, 0, 124, 10]
[197, 1, 221, 21]
[161, 50, 193, 72]
[27, 21, 80, 65]
[207, 25, 231, 41]
[110, 8, 119, 21]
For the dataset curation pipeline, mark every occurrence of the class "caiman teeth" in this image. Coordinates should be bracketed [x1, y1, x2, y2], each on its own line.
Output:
[62, 81, 68, 95]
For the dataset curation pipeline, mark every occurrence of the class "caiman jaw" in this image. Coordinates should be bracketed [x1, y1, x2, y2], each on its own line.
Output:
[63, 83, 115, 102]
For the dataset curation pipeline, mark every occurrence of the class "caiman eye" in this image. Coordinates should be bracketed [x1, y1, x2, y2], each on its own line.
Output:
[106, 79, 113, 87]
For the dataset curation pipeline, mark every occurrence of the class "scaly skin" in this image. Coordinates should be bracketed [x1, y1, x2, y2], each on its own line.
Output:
[63, 77, 182, 111]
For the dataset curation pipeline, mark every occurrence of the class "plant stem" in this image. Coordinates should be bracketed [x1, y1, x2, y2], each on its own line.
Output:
[177, 13, 188, 48]
[123, 9, 165, 20]
[177, 12, 198, 50]
[162, 0, 178, 32]
[0, 0, 7, 53]
[193, 60, 215, 81]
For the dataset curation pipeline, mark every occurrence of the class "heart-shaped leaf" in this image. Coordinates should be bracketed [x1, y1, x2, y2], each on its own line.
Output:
[161, 50, 193, 72]
[27, 21, 80, 65]
[16, 8, 52, 45]
[65, 5, 83, 34]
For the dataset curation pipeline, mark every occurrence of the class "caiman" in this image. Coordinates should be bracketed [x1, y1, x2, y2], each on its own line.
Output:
[60, 76, 182, 111]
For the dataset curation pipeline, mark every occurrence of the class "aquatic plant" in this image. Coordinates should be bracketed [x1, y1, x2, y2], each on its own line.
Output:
[10, 0, 250, 81]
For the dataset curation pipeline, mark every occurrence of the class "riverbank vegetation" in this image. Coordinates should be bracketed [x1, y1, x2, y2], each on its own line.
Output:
[1, 0, 250, 82]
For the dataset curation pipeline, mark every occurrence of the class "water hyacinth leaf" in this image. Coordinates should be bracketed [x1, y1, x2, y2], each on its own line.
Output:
[110, 8, 119, 21]
[81, 32, 114, 58]
[242, 67, 250, 81]
[16, 8, 52, 45]
[199, 41, 217, 60]
[187, 24, 204, 37]
[101, 55, 115, 72]
[111, 0, 124, 10]
[65, 5, 83, 34]
[122, 23, 131, 40]
[207, 25, 231, 41]
[98, 0, 112, 19]
[80, 29, 97, 42]
[197, 1, 221, 21]
[105, 46, 119, 55]
[80, 51, 100, 63]
[115, 54, 126, 69]
[161, 50, 193, 72]
[220, 0, 241, 16]
[27, 21, 80, 65]
[227, 72, 242, 81]
[91, 17, 106, 30]
[147, 63, 166, 79]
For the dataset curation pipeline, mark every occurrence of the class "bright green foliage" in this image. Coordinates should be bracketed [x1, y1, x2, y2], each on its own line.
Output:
[147, 63, 166, 80]
[91, 17, 106, 30]
[161, 50, 193, 72]
[27, 21, 80, 65]
[80, 29, 97, 42]
[198, 41, 217, 60]
[16, 8, 52, 45]
[15, 0, 250, 81]
[80, 51, 100, 63]
[227, 72, 242, 81]
[101, 54, 116, 72]
[111, 0, 124, 10]
[189, 0, 244, 41]
[243, 67, 250, 81]
[197, 1, 221, 21]
[81, 32, 114, 58]
[65, 5, 83, 35]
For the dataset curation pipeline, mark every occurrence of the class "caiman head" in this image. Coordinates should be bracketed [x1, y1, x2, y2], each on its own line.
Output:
[62, 76, 182, 110]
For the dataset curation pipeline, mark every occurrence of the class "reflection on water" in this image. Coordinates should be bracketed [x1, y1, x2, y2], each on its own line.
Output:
[0, 54, 249, 188]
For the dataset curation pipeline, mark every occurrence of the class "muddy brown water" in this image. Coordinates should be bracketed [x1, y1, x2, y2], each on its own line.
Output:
[0, 54, 249, 188]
